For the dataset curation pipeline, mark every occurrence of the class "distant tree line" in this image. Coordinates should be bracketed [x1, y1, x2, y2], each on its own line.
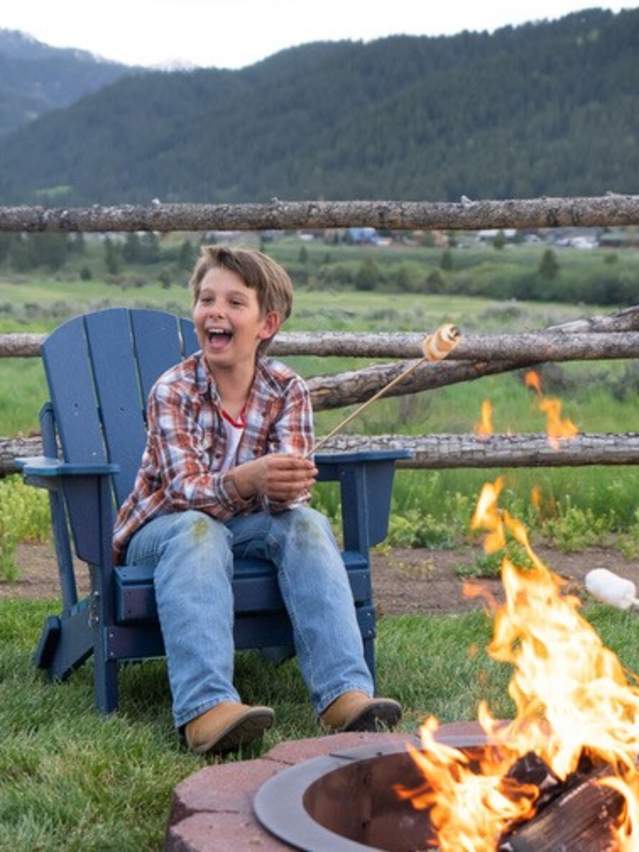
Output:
[0, 232, 199, 284]
[290, 246, 637, 307]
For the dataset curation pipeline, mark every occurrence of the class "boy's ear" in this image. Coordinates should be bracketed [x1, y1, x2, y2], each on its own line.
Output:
[258, 310, 281, 340]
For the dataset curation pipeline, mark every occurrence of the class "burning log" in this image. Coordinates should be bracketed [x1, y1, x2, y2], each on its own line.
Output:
[499, 760, 626, 852]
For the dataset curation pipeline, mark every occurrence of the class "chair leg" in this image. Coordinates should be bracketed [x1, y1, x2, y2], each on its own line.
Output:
[363, 636, 376, 692]
[94, 631, 119, 714]
[34, 608, 93, 681]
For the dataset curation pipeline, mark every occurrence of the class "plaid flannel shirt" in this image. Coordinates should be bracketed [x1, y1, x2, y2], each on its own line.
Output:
[112, 353, 314, 565]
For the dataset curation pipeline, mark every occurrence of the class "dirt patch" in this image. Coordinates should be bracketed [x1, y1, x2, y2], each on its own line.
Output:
[1, 542, 90, 601]
[4, 541, 639, 616]
[371, 544, 639, 616]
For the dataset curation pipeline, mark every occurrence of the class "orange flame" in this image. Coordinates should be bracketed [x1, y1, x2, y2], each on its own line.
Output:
[398, 479, 639, 850]
[530, 485, 556, 519]
[474, 400, 494, 437]
[524, 369, 580, 447]
[539, 397, 579, 448]
[530, 485, 542, 511]
[524, 370, 542, 396]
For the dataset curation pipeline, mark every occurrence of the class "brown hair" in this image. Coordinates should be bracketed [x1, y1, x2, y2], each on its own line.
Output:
[189, 245, 293, 325]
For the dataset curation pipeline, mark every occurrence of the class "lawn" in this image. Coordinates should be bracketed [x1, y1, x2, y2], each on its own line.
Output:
[1, 597, 636, 850]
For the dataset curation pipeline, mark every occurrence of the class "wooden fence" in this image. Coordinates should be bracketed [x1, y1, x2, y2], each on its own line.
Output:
[1, 195, 639, 475]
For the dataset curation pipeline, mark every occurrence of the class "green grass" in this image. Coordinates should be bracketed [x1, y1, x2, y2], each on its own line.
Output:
[1, 597, 637, 850]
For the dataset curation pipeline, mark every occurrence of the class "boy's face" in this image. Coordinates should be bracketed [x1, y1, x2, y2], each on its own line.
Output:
[193, 267, 279, 374]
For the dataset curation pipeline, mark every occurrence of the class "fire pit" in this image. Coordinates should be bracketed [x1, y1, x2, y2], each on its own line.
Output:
[165, 724, 482, 851]
[253, 730, 626, 851]
[254, 729, 488, 850]
[167, 475, 639, 851]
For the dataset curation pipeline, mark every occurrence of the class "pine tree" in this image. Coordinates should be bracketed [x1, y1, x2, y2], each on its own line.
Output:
[440, 249, 453, 270]
[538, 248, 560, 280]
[122, 233, 142, 263]
[104, 238, 121, 274]
[493, 231, 506, 250]
[178, 239, 196, 271]
[355, 258, 381, 291]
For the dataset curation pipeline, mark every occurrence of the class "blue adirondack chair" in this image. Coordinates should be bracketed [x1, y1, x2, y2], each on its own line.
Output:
[18, 307, 409, 714]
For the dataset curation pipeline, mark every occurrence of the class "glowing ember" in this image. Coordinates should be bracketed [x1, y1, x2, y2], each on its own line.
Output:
[474, 400, 494, 437]
[397, 479, 639, 851]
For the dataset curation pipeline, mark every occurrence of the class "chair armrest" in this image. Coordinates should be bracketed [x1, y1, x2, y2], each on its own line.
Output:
[315, 449, 412, 551]
[16, 456, 119, 477]
[315, 450, 412, 468]
[18, 455, 118, 567]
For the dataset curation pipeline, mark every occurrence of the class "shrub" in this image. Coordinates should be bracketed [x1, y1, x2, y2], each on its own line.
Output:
[0, 476, 50, 581]
[387, 509, 460, 549]
[455, 542, 534, 578]
[541, 501, 614, 551]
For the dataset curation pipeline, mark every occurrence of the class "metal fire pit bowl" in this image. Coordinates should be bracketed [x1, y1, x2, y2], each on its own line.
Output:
[254, 729, 489, 851]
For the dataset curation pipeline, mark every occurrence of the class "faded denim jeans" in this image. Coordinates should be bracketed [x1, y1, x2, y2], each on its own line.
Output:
[124, 506, 374, 728]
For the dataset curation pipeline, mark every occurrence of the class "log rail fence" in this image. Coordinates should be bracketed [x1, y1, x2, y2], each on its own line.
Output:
[1, 194, 639, 475]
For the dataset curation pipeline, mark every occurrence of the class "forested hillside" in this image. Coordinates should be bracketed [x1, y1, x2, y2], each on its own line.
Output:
[0, 8, 637, 204]
[0, 29, 133, 136]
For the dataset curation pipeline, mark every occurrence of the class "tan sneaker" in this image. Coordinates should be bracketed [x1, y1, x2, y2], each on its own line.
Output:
[320, 690, 402, 733]
[184, 702, 274, 755]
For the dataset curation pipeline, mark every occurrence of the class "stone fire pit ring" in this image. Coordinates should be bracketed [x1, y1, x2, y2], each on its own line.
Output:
[166, 721, 487, 851]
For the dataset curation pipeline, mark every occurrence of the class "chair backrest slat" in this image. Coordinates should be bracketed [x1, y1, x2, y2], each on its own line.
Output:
[42, 316, 106, 464]
[180, 317, 199, 357]
[130, 310, 183, 403]
[84, 310, 147, 505]
[43, 308, 200, 512]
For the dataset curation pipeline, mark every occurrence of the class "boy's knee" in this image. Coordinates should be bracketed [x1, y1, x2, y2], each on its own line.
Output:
[170, 510, 231, 551]
[273, 506, 334, 550]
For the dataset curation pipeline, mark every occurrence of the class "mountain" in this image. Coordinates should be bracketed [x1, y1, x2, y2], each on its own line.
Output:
[0, 29, 134, 136]
[0, 8, 637, 204]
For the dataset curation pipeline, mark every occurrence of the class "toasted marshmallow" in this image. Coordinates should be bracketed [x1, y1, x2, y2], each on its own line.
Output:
[421, 324, 461, 362]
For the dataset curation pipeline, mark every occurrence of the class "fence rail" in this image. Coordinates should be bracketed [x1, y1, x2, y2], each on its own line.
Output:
[0, 194, 638, 232]
[3, 433, 639, 477]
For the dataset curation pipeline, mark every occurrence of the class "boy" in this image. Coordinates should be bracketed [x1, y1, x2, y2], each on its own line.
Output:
[113, 246, 401, 755]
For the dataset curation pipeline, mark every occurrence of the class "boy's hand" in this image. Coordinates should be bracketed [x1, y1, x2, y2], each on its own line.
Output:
[230, 454, 317, 502]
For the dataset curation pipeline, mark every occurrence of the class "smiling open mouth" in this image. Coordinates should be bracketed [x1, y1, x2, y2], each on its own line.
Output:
[207, 329, 233, 348]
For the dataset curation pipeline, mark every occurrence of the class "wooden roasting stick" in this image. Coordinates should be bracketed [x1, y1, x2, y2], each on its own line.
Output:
[307, 324, 461, 458]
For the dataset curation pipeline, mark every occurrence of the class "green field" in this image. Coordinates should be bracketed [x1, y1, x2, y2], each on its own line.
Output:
[1, 236, 639, 562]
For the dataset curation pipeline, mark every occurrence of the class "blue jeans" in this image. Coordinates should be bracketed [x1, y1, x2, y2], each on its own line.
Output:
[124, 507, 374, 728]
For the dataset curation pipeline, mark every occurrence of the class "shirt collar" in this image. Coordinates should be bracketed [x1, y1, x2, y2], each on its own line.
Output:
[195, 352, 284, 405]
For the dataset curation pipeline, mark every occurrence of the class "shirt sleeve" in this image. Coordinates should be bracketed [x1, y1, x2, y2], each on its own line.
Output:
[148, 379, 255, 518]
[260, 376, 315, 514]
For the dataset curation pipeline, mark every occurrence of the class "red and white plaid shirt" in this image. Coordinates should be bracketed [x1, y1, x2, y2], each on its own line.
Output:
[112, 353, 314, 564]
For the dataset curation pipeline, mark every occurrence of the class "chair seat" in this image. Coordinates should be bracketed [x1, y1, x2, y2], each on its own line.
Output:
[115, 550, 372, 623]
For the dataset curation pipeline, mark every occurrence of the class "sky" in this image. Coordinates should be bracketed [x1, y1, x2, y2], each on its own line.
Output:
[1, 0, 637, 69]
